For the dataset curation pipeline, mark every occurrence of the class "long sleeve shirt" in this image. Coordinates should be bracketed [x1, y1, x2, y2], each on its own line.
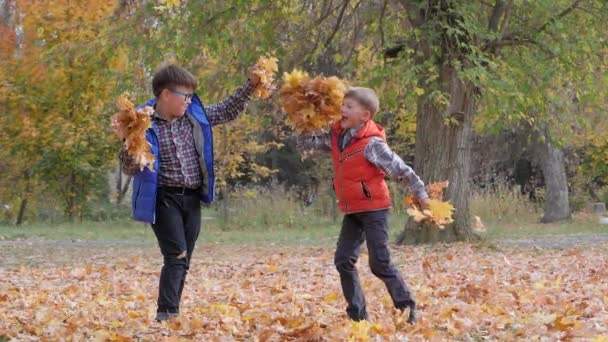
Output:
[119, 80, 255, 182]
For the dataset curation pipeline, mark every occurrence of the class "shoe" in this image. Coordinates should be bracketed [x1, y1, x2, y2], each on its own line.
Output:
[397, 303, 418, 324]
[155, 311, 179, 321]
[407, 305, 417, 324]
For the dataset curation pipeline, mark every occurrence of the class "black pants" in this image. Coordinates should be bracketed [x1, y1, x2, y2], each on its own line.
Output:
[334, 209, 415, 321]
[151, 188, 201, 313]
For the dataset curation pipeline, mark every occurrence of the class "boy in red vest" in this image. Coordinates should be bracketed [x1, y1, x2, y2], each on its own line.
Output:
[297, 87, 430, 324]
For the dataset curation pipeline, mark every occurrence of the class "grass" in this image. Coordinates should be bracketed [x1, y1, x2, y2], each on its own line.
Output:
[0, 220, 152, 242]
[0, 186, 606, 245]
[484, 215, 608, 240]
[471, 184, 608, 239]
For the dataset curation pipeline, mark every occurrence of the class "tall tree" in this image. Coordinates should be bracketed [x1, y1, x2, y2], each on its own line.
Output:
[0, 0, 133, 220]
[383, 0, 608, 243]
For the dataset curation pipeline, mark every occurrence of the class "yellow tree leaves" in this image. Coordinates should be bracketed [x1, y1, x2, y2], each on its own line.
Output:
[17, 0, 117, 43]
[251, 55, 278, 99]
[404, 181, 455, 229]
[109, 48, 130, 73]
[0, 0, 131, 219]
[280, 69, 347, 133]
[111, 94, 155, 171]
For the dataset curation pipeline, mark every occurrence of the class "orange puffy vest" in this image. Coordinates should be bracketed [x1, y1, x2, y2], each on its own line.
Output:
[331, 120, 392, 214]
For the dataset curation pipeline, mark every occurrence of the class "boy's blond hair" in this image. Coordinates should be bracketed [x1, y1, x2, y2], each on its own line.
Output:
[345, 87, 380, 118]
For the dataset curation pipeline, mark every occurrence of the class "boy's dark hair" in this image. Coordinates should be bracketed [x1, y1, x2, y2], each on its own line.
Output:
[152, 64, 197, 98]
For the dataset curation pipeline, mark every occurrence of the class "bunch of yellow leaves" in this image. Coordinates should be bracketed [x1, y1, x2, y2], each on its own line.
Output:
[279, 69, 347, 133]
[404, 180, 455, 229]
[251, 55, 279, 99]
[111, 94, 155, 171]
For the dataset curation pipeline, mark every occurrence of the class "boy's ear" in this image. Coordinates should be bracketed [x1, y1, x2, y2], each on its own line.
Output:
[158, 88, 168, 101]
[364, 110, 372, 121]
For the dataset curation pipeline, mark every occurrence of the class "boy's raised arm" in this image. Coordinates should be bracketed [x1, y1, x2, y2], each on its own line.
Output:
[365, 137, 429, 200]
[295, 132, 332, 153]
[204, 80, 255, 126]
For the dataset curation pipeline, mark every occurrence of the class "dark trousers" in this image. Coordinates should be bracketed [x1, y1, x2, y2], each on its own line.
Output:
[151, 188, 201, 313]
[334, 209, 415, 321]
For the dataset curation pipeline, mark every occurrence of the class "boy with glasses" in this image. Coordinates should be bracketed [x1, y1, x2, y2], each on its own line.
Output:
[119, 64, 260, 321]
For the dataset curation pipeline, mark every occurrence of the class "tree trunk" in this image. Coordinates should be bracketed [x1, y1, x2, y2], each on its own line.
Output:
[16, 171, 31, 225]
[115, 165, 132, 205]
[64, 172, 77, 221]
[398, 66, 478, 244]
[16, 198, 27, 225]
[534, 126, 571, 223]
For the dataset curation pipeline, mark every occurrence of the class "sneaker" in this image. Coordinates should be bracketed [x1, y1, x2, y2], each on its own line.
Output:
[397, 304, 418, 324]
[407, 305, 418, 324]
[155, 311, 179, 322]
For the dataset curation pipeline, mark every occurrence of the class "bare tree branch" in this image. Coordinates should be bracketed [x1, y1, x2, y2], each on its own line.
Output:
[379, 0, 388, 47]
[488, 0, 506, 32]
[397, 0, 424, 28]
[483, 0, 583, 51]
[499, 1, 513, 36]
[536, 0, 582, 33]
[478, 0, 494, 8]
[324, 0, 351, 48]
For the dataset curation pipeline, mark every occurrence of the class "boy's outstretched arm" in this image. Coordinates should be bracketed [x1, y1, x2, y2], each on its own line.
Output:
[365, 137, 429, 202]
[295, 132, 331, 153]
[204, 79, 255, 126]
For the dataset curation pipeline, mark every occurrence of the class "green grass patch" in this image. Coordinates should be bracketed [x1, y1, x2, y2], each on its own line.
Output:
[484, 216, 608, 240]
[3, 213, 605, 246]
[0, 220, 151, 241]
[1, 186, 606, 245]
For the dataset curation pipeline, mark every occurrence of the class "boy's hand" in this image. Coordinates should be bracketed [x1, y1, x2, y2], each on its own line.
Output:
[248, 66, 261, 87]
[418, 197, 431, 211]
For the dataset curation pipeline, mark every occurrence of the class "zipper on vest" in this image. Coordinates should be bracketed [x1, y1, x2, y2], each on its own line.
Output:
[339, 151, 347, 211]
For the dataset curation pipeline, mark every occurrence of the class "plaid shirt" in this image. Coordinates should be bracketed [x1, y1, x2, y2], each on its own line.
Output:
[119, 80, 255, 184]
[296, 129, 429, 200]
[153, 114, 202, 188]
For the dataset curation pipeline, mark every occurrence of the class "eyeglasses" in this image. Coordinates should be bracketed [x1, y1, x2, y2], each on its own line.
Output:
[169, 88, 194, 101]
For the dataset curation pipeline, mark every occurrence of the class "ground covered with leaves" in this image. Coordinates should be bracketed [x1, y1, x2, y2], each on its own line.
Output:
[1, 242, 607, 341]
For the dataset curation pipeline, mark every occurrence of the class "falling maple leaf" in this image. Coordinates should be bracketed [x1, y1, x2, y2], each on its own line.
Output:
[111, 93, 155, 171]
[279, 69, 347, 133]
[404, 180, 455, 229]
[251, 55, 279, 99]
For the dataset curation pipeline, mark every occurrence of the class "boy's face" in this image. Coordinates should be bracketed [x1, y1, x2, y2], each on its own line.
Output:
[340, 97, 371, 130]
[158, 85, 194, 119]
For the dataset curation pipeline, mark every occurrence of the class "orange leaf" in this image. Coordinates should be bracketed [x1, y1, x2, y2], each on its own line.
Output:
[280, 69, 347, 133]
[111, 93, 155, 171]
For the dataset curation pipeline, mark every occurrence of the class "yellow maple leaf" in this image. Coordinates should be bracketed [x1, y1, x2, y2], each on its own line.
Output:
[349, 320, 372, 341]
[323, 291, 340, 303]
[428, 199, 455, 226]
[284, 69, 309, 87]
[550, 315, 579, 331]
[251, 54, 279, 99]
[126, 311, 140, 319]
[404, 181, 455, 229]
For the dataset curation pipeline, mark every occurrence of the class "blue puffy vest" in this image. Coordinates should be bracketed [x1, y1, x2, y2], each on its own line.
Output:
[131, 94, 215, 223]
